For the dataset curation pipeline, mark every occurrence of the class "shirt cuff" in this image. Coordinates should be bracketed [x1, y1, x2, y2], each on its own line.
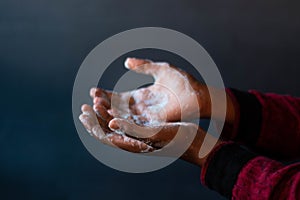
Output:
[201, 142, 257, 199]
[222, 88, 263, 147]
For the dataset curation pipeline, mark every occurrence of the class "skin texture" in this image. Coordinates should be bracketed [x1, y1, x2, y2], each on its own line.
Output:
[80, 103, 217, 166]
[79, 104, 154, 153]
[93, 58, 211, 122]
[79, 58, 233, 166]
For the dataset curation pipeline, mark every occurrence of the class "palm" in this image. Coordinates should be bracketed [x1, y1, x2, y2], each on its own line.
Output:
[79, 104, 154, 153]
[80, 58, 215, 164]
[80, 103, 209, 165]
[93, 58, 202, 125]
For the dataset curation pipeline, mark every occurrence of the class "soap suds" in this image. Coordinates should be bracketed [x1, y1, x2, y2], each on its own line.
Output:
[83, 59, 201, 153]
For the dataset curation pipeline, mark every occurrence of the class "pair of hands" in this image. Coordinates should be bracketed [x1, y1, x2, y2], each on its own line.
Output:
[79, 58, 234, 166]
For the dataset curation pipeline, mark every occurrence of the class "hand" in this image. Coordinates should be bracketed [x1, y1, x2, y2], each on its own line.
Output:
[90, 58, 210, 124]
[91, 58, 235, 124]
[79, 57, 233, 167]
[79, 102, 221, 167]
[108, 117, 220, 166]
[79, 104, 154, 153]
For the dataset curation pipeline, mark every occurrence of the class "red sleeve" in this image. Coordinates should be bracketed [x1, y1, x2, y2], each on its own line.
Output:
[201, 142, 300, 199]
[223, 89, 300, 160]
[233, 156, 300, 200]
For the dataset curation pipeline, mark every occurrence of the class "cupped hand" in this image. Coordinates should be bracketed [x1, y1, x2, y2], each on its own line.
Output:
[79, 104, 154, 153]
[79, 57, 234, 166]
[79, 102, 220, 166]
[108, 117, 214, 166]
[90, 58, 211, 125]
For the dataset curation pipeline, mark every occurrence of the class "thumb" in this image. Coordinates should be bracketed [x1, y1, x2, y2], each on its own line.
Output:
[124, 57, 168, 79]
[108, 118, 162, 138]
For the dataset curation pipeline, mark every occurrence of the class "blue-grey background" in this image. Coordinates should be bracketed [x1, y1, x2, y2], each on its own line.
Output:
[1, 0, 300, 199]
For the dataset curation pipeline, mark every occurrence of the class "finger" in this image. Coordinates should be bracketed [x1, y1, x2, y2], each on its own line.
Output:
[146, 122, 198, 152]
[93, 107, 111, 133]
[108, 118, 183, 148]
[93, 104, 113, 123]
[124, 57, 166, 77]
[79, 105, 154, 153]
[86, 103, 112, 133]
[112, 119, 200, 149]
[108, 118, 163, 139]
[80, 104, 98, 128]
[105, 134, 155, 153]
[90, 87, 112, 101]
[93, 96, 110, 109]
[79, 104, 106, 138]
[79, 114, 94, 134]
[106, 107, 127, 118]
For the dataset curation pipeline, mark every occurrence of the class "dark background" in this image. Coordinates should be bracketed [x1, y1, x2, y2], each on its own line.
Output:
[1, 0, 300, 199]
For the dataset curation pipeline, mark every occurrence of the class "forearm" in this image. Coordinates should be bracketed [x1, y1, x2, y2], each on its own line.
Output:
[195, 84, 236, 122]
[201, 142, 300, 199]
[221, 88, 300, 160]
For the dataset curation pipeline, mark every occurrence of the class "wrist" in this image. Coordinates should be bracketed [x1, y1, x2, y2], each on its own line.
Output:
[199, 140, 224, 167]
[185, 139, 224, 167]
[194, 83, 211, 118]
[225, 90, 236, 124]
[195, 85, 236, 124]
[181, 124, 224, 167]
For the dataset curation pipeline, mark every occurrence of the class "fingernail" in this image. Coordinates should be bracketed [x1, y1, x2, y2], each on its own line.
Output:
[90, 87, 97, 96]
[124, 58, 131, 69]
[109, 120, 120, 130]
